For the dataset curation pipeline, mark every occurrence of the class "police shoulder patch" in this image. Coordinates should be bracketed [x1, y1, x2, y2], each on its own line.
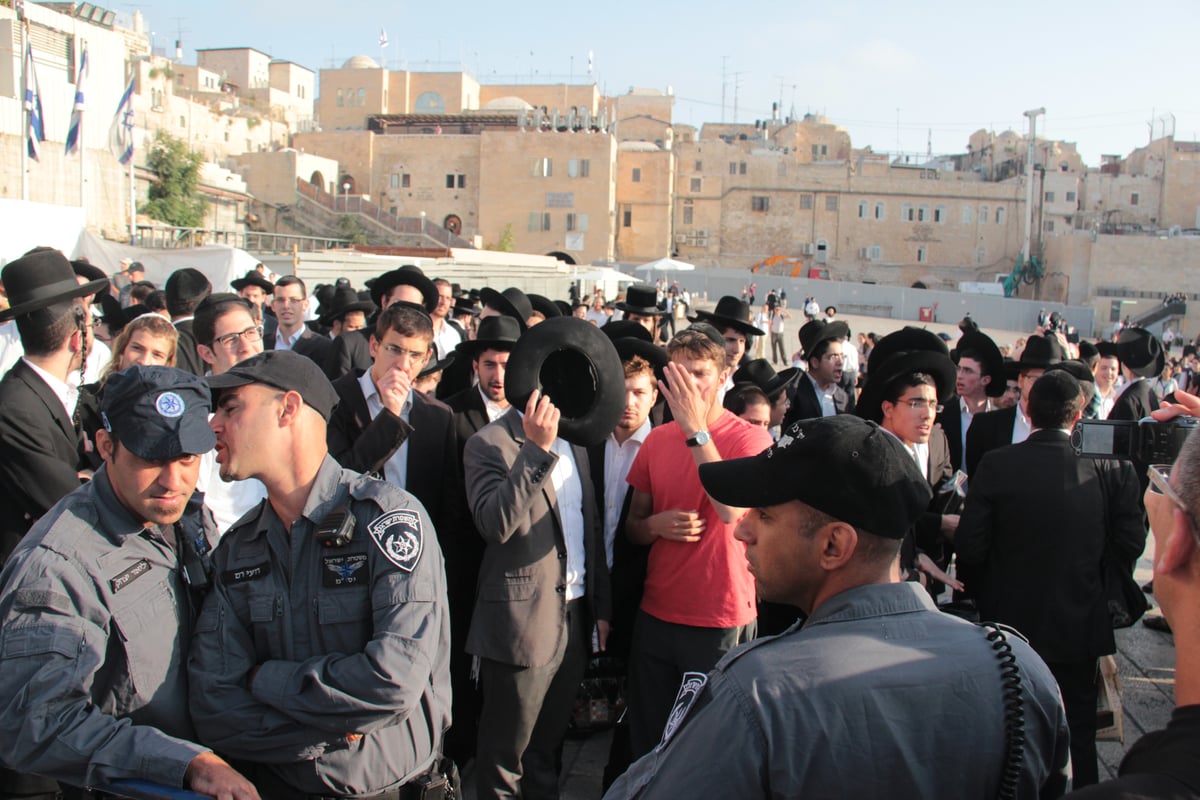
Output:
[367, 509, 423, 572]
[656, 670, 708, 752]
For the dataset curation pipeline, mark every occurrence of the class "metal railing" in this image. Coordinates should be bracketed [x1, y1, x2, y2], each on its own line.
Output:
[296, 179, 473, 248]
[134, 224, 349, 253]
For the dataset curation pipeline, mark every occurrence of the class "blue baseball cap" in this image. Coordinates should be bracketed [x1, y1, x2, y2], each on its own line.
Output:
[100, 366, 216, 461]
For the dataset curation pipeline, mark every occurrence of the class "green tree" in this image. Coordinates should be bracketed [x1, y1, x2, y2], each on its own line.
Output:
[141, 130, 208, 228]
[496, 223, 515, 252]
[335, 215, 371, 245]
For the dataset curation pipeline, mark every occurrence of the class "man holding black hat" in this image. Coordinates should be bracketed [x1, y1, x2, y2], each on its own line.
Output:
[189, 350, 452, 799]
[956, 371, 1144, 787]
[165, 267, 213, 376]
[0, 366, 258, 800]
[781, 318, 851, 428]
[965, 332, 1064, 478]
[605, 415, 1069, 800]
[0, 248, 105, 565]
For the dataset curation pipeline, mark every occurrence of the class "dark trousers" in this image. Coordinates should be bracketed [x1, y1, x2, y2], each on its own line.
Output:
[1048, 659, 1100, 788]
[626, 610, 755, 760]
[0, 769, 59, 800]
[475, 599, 587, 800]
[770, 333, 786, 365]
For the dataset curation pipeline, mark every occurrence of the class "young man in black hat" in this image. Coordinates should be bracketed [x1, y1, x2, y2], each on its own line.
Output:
[615, 284, 666, 341]
[331, 265, 439, 380]
[444, 316, 522, 455]
[319, 285, 375, 342]
[964, 332, 1064, 478]
[605, 415, 1069, 800]
[937, 329, 1006, 472]
[231, 269, 275, 325]
[165, 267, 213, 376]
[782, 319, 851, 428]
[956, 371, 1144, 788]
[1110, 326, 1164, 423]
[690, 295, 764, 374]
[0, 366, 260, 800]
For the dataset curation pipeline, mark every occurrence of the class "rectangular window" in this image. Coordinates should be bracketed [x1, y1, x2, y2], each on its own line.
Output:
[402, 174, 411, 188]
[690, 178, 702, 192]
[1066, 191, 1077, 202]
[821, 144, 828, 156]
[995, 206, 1005, 224]
[917, 204, 929, 222]
[336, 89, 344, 107]
[567, 158, 590, 178]
[858, 201, 868, 219]
[459, 175, 467, 188]
[695, 160, 703, 171]
[729, 162, 738, 175]
[812, 144, 820, 158]
[934, 205, 946, 223]
[1131, 192, 1140, 206]
[975, 247, 986, 265]
[1045, 191, 1055, 202]
[632, 167, 642, 183]
[962, 205, 973, 224]
[979, 205, 989, 223]
[566, 213, 589, 232]
[1044, 220, 1055, 232]
[446, 174, 455, 189]
[800, 194, 814, 210]
[683, 206, 694, 224]
[917, 246, 927, 263]
[532, 158, 553, 177]
[902, 203, 915, 222]
[623, 207, 632, 227]
[874, 202, 886, 220]
[579, 159, 589, 177]
[825, 195, 838, 212]
[739, 162, 747, 175]
[527, 212, 552, 232]
[777, 161, 787, 177]
[390, 174, 399, 188]
[751, 196, 770, 212]
[869, 245, 882, 261]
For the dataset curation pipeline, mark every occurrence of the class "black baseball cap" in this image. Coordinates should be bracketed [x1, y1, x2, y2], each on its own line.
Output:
[698, 415, 932, 540]
[100, 366, 216, 461]
[206, 350, 339, 422]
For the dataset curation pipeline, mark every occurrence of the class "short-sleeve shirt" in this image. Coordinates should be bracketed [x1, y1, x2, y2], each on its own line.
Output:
[626, 410, 772, 628]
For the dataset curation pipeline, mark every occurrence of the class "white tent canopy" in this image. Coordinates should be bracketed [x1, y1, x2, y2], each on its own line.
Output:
[635, 257, 695, 273]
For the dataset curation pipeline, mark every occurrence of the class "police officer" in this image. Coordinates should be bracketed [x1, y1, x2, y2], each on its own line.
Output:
[0, 366, 258, 800]
[188, 350, 452, 799]
[605, 415, 1071, 800]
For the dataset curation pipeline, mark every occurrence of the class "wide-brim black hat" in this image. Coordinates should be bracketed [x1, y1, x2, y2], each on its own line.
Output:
[456, 315, 522, 357]
[528, 293, 563, 320]
[505, 317, 626, 447]
[319, 286, 377, 325]
[0, 249, 109, 322]
[1003, 358, 1021, 381]
[1095, 341, 1120, 361]
[953, 330, 1006, 398]
[603, 320, 669, 380]
[72, 260, 109, 298]
[165, 268, 212, 311]
[867, 327, 947, 374]
[418, 351, 455, 380]
[1018, 334, 1065, 369]
[690, 295, 764, 337]
[732, 358, 800, 400]
[453, 295, 480, 316]
[230, 270, 275, 294]
[480, 287, 533, 330]
[616, 283, 666, 316]
[1117, 327, 1165, 378]
[798, 319, 850, 358]
[367, 266, 438, 313]
[856, 350, 956, 424]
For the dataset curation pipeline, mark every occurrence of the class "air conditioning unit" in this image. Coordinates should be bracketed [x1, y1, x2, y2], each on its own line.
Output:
[859, 247, 870, 259]
[801, 243, 815, 255]
[675, 234, 687, 243]
[695, 235, 709, 247]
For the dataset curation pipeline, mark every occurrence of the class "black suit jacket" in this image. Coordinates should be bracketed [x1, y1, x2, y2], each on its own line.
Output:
[0, 361, 85, 562]
[956, 430, 1145, 663]
[935, 397, 965, 473]
[267, 326, 335, 376]
[781, 374, 849, 429]
[330, 329, 373, 382]
[445, 384, 492, 459]
[173, 319, 204, 376]
[1109, 379, 1158, 422]
[963, 405, 1017, 479]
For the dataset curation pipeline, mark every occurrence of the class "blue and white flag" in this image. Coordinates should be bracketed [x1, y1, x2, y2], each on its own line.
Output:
[379, 27, 389, 49]
[23, 40, 46, 161]
[109, 73, 135, 165]
[65, 48, 88, 156]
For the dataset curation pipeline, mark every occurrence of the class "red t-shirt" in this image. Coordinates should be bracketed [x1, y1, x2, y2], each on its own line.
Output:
[626, 410, 773, 628]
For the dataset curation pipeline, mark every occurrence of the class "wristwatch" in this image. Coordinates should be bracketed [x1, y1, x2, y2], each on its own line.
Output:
[685, 430, 711, 447]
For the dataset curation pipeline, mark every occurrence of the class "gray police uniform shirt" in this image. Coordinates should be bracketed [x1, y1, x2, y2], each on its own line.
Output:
[188, 455, 451, 796]
[605, 582, 1071, 800]
[0, 465, 213, 789]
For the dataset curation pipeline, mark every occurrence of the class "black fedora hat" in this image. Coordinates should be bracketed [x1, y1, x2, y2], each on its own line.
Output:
[1095, 341, 1120, 361]
[1002, 358, 1021, 381]
[1116, 327, 1165, 378]
[1018, 334, 1065, 369]
[866, 327, 946, 375]
[452, 295, 480, 316]
[602, 319, 669, 379]
[798, 319, 850, 359]
[479, 287, 533, 330]
[319, 285, 376, 326]
[0, 249, 109, 322]
[528, 293, 563, 320]
[690, 295, 764, 337]
[732, 358, 800, 401]
[72, 259, 109, 298]
[616, 283, 666, 316]
[856, 349, 956, 424]
[553, 300, 572, 317]
[505, 317, 626, 447]
[367, 265, 438, 313]
[230, 270, 275, 294]
[456, 315, 523, 358]
[953, 330, 1006, 398]
[418, 351, 455, 380]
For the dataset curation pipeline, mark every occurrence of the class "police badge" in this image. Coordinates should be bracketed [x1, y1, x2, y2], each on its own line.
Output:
[655, 671, 708, 752]
[367, 510, 423, 572]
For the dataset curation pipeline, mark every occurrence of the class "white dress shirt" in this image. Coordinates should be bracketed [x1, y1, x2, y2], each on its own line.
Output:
[274, 326, 304, 351]
[602, 419, 651, 568]
[23, 358, 78, 419]
[807, 372, 837, 417]
[1012, 405, 1033, 445]
[549, 437, 587, 601]
[359, 371, 413, 489]
[959, 396, 993, 457]
[481, 387, 507, 423]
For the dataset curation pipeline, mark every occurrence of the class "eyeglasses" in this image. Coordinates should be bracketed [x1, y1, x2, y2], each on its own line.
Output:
[381, 343, 429, 362]
[213, 325, 264, 349]
[898, 398, 944, 413]
[272, 297, 305, 306]
[821, 353, 844, 363]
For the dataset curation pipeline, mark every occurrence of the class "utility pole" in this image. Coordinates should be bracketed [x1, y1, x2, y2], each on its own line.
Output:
[720, 56, 728, 124]
[1022, 107, 1046, 271]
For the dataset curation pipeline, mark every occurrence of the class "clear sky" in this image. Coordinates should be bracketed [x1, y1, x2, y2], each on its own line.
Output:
[122, 0, 1199, 167]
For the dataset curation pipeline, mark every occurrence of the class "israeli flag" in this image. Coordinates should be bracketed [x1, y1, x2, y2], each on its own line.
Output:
[65, 48, 88, 156]
[23, 40, 45, 161]
[109, 73, 135, 165]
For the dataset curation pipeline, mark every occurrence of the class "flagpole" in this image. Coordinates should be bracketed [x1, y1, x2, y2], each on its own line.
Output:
[19, 16, 28, 202]
[128, 146, 135, 243]
[79, 47, 87, 215]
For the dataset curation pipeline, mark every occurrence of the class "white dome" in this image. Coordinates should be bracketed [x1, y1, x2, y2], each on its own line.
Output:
[342, 55, 380, 70]
[483, 96, 534, 111]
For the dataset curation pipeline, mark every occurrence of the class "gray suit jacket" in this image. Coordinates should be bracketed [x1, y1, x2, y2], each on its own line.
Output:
[464, 409, 611, 668]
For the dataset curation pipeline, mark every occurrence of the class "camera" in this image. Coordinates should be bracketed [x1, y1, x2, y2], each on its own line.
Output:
[1070, 416, 1200, 463]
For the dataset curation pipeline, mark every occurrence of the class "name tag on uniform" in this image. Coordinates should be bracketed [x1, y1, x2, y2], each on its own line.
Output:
[109, 559, 151, 593]
[322, 554, 368, 588]
[221, 562, 272, 584]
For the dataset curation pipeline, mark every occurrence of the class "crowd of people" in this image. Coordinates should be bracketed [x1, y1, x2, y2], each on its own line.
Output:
[0, 244, 1194, 800]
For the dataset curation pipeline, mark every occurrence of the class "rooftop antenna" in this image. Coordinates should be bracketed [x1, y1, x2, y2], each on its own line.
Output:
[721, 56, 728, 124]
[170, 17, 188, 62]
